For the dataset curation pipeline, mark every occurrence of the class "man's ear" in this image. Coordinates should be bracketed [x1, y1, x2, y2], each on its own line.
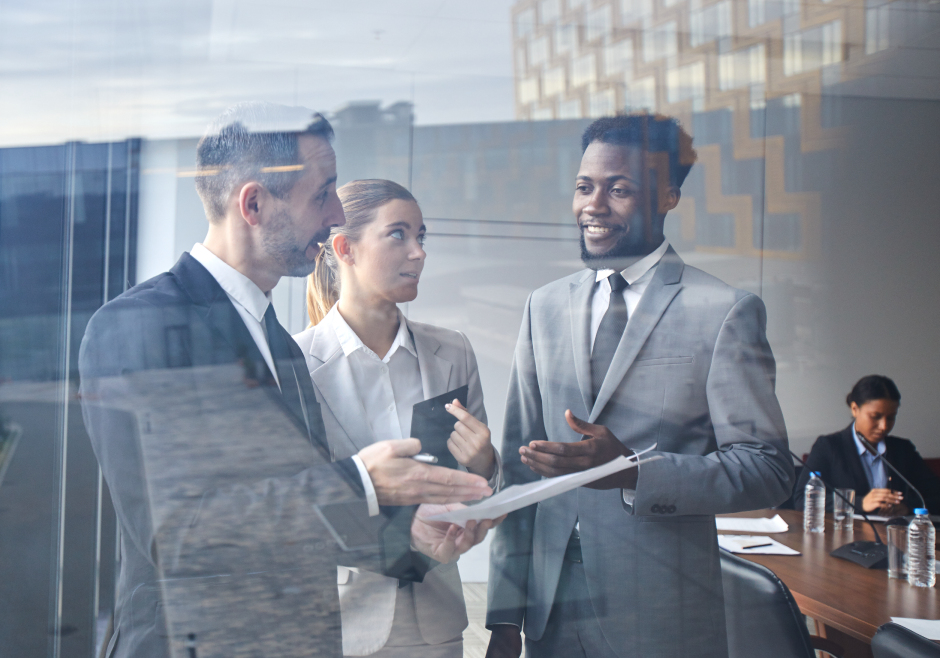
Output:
[238, 182, 266, 227]
[659, 185, 680, 214]
[333, 233, 353, 265]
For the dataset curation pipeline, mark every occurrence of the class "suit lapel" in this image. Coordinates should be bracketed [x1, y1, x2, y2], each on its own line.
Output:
[590, 248, 684, 422]
[308, 326, 376, 453]
[170, 253, 274, 382]
[410, 322, 453, 400]
[841, 425, 871, 492]
[568, 271, 596, 417]
[170, 253, 329, 458]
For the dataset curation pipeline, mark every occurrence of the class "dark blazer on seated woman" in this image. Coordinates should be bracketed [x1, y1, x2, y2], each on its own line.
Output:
[794, 425, 940, 514]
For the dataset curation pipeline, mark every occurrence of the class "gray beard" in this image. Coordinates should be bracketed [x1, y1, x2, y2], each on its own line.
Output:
[262, 209, 330, 278]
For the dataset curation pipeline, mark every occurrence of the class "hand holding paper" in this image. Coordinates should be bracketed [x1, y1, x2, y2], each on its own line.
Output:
[520, 410, 639, 490]
[411, 503, 504, 563]
[427, 445, 659, 526]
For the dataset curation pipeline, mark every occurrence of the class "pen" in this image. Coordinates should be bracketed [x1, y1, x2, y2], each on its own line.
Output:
[742, 543, 773, 550]
[411, 453, 439, 464]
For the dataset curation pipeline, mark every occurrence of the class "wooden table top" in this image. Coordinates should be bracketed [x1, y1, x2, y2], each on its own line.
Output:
[718, 508, 940, 643]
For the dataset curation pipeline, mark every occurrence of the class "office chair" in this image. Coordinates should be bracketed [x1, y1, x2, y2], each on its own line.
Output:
[872, 623, 940, 658]
[720, 549, 842, 657]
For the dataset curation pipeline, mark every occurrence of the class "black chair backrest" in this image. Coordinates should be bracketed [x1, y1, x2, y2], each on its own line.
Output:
[872, 623, 940, 658]
[720, 549, 816, 658]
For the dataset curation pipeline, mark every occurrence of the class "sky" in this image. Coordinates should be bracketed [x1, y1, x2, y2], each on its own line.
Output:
[0, 0, 517, 146]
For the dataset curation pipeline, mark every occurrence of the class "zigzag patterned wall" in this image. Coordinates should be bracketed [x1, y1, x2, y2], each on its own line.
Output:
[509, 0, 913, 259]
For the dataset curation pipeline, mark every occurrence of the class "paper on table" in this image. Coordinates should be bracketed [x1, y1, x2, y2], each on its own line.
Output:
[717, 535, 800, 556]
[425, 445, 660, 526]
[853, 513, 891, 523]
[890, 618, 940, 641]
[715, 514, 789, 533]
[854, 513, 940, 524]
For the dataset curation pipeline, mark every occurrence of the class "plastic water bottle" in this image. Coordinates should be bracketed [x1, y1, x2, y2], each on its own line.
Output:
[803, 471, 825, 533]
[907, 508, 935, 588]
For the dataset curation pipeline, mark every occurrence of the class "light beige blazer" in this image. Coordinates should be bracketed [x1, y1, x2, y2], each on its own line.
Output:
[294, 316, 491, 655]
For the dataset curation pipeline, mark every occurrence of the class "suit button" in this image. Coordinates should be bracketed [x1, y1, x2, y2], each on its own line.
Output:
[667, 505, 677, 514]
[652, 504, 661, 514]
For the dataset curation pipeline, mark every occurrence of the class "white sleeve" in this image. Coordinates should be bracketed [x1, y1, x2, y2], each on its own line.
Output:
[350, 454, 380, 517]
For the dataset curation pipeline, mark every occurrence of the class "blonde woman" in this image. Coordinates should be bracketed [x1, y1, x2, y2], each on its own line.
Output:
[293, 179, 501, 657]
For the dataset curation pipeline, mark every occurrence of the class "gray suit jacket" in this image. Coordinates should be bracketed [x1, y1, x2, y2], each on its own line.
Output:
[294, 317, 493, 654]
[486, 247, 793, 658]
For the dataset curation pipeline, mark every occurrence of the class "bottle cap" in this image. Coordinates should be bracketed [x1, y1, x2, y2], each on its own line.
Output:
[812, 471, 821, 477]
[914, 508, 929, 516]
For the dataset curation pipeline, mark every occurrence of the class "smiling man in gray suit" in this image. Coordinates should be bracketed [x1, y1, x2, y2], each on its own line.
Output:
[485, 114, 794, 658]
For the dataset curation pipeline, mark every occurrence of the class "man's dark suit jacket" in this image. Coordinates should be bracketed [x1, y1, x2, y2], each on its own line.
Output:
[794, 425, 940, 514]
[79, 253, 424, 658]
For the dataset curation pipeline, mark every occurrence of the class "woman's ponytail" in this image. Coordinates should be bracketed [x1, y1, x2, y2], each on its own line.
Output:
[306, 243, 338, 327]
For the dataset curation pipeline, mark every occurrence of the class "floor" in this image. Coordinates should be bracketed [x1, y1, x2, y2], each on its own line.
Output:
[462, 583, 527, 658]
[462, 583, 492, 658]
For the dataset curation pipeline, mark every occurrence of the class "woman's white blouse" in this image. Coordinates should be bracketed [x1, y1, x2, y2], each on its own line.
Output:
[321, 304, 425, 445]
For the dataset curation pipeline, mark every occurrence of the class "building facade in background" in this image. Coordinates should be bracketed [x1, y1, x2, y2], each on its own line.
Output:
[509, 0, 938, 261]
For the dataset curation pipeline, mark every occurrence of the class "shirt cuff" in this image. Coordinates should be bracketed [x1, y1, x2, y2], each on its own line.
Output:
[488, 448, 504, 492]
[621, 452, 639, 512]
[351, 454, 380, 517]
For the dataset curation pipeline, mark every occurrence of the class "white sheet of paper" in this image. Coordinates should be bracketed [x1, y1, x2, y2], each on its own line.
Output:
[425, 446, 660, 526]
[853, 513, 891, 523]
[717, 534, 800, 556]
[715, 514, 789, 533]
[890, 618, 940, 641]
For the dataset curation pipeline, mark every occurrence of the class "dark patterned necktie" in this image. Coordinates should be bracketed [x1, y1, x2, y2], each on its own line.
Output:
[263, 303, 306, 428]
[591, 272, 629, 402]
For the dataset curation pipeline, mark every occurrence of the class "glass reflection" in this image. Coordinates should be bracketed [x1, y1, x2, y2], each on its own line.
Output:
[0, 0, 937, 656]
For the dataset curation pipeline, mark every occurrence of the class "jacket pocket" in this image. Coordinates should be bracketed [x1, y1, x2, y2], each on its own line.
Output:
[634, 356, 694, 367]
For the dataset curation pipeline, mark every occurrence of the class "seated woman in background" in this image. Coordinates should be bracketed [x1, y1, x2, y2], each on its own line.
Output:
[795, 375, 940, 516]
[293, 179, 500, 658]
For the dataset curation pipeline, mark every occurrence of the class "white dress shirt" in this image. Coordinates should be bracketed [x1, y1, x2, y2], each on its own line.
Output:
[589, 238, 671, 508]
[853, 422, 888, 489]
[323, 304, 426, 445]
[189, 243, 378, 512]
[321, 304, 424, 517]
[590, 238, 671, 351]
[191, 243, 279, 387]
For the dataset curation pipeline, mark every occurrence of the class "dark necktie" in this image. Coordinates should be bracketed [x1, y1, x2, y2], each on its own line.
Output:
[263, 303, 308, 432]
[591, 272, 629, 402]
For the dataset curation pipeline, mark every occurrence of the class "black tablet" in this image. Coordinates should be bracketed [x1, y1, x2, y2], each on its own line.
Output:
[409, 385, 469, 470]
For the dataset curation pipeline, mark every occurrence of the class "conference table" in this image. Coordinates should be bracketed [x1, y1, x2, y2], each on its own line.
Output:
[718, 508, 940, 658]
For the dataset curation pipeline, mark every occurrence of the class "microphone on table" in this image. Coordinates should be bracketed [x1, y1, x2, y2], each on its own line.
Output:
[789, 449, 888, 569]
[856, 435, 926, 512]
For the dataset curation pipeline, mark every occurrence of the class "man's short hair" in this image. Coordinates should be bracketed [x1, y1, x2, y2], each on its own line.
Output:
[581, 113, 697, 188]
[195, 102, 334, 222]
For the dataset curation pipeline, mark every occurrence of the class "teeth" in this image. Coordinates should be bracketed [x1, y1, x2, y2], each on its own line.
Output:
[585, 226, 613, 234]
[402, 273, 418, 278]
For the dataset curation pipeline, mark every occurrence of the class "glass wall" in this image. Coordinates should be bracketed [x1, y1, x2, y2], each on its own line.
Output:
[1, 0, 939, 656]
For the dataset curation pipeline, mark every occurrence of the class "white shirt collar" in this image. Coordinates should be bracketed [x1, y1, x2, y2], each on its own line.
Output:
[190, 243, 271, 322]
[852, 422, 886, 457]
[325, 303, 417, 362]
[595, 238, 671, 285]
